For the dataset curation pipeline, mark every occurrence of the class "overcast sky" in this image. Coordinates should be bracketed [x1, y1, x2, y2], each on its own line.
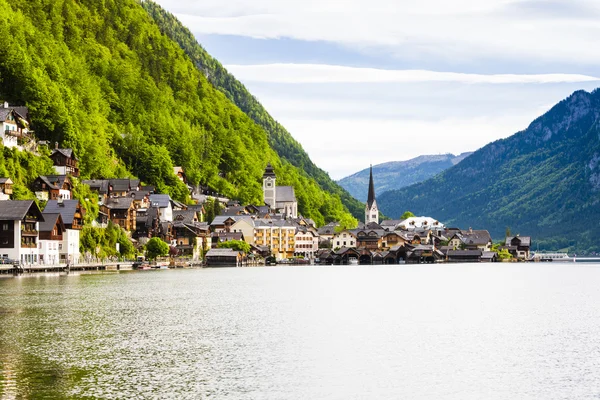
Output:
[154, 0, 600, 179]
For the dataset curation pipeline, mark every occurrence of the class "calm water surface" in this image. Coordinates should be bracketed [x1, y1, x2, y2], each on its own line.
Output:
[1, 264, 600, 399]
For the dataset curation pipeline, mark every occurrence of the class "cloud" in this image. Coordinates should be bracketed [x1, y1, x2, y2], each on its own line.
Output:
[159, 0, 600, 65]
[224, 64, 600, 84]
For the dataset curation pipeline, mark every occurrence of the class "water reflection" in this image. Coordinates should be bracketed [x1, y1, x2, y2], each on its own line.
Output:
[1, 265, 600, 399]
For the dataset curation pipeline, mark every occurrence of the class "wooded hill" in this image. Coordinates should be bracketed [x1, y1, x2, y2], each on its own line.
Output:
[378, 89, 600, 253]
[141, 1, 365, 220]
[338, 153, 472, 202]
[0, 0, 357, 227]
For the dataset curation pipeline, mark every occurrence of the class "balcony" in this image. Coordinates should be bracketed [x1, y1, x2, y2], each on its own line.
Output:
[4, 129, 21, 137]
[21, 242, 37, 249]
[21, 230, 38, 237]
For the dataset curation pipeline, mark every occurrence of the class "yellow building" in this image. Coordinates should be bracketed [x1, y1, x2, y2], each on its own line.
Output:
[254, 219, 296, 260]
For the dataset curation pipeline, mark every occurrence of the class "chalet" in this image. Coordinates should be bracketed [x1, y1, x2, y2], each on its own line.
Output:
[32, 175, 72, 201]
[397, 216, 445, 233]
[355, 227, 386, 250]
[448, 229, 492, 251]
[50, 145, 79, 177]
[38, 213, 65, 265]
[101, 197, 136, 231]
[109, 179, 141, 197]
[317, 222, 338, 244]
[43, 200, 85, 264]
[0, 200, 44, 264]
[0, 178, 13, 200]
[171, 210, 209, 258]
[382, 231, 409, 249]
[332, 230, 357, 249]
[406, 245, 444, 264]
[0, 104, 30, 148]
[149, 194, 173, 222]
[82, 179, 110, 204]
[504, 236, 531, 260]
[210, 216, 237, 233]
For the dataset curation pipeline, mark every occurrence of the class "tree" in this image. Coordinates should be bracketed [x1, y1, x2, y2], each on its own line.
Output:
[217, 239, 250, 254]
[400, 211, 415, 220]
[146, 237, 169, 260]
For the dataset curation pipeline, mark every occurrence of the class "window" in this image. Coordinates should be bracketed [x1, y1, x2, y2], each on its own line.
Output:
[1, 223, 7, 231]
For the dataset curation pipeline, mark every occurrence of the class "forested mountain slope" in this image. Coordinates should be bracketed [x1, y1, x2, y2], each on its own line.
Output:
[378, 89, 600, 253]
[0, 0, 356, 227]
[339, 153, 472, 202]
[141, 1, 365, 220]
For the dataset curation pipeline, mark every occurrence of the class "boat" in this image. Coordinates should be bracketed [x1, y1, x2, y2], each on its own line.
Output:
[531, 252, 572, 262]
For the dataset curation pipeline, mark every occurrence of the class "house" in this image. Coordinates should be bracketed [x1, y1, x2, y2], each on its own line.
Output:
[82, 179, 110, 204]
[50, 145, 79, 177]
[38, 213, 65, 265]
[230, 217, 256, 246]
[210, 216, 237, 233]
[171, 210, 210, 259]
[0, 104, 30, 148]
[355, 228, 386, 250]
[173, 167, 187, 183]
[43, 200, 85, 264]
[317, 222, 338, 246]
[332, 230, 357, 249]
[504, 236, 531, 260]
[211, 232, 244, 248]
[31, 175, 72, 201]
[0, 178, 13, 200]
[101, 197, 137, 231]
[448, 229, 492, 251]
[205, 248, 242, 267]
[381, 231, 409, 249]
[294, 228, 319, 258]
[149, 194, 173, 222]
[0, 200, 44, 264]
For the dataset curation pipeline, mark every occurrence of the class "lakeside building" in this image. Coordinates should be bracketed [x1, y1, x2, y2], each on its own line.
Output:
[43, 200, 84, 264]
[262, 163, 298, 219]
[0, 200, 44, 264]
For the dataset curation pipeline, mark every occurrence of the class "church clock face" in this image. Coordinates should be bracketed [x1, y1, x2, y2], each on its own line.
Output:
[266, 182, 272, 188]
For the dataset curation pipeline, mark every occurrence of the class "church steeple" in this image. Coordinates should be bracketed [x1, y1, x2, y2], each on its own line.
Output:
[365, 165, 379, 224]
[263, 163, 277, 209]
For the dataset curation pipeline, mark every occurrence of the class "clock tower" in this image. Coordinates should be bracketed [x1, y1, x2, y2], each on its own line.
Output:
[263, 163, 277, 209]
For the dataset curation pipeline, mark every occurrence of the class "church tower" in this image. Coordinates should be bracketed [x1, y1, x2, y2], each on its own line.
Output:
[263, 163, 277, 209]
[365, 165, 379, 224]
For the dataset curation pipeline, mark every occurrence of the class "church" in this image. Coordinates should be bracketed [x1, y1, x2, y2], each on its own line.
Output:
[365, 165, 379, 224]
[263, 163, 298, 219]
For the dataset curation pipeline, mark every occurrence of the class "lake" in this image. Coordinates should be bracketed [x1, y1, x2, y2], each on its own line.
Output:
[1, 263, 600, 399]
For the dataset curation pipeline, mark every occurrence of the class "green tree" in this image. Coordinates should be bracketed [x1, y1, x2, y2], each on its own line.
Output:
[400, 211, 415, 220]
[217, 240, 251, 254]
[145, 237, 169, 260]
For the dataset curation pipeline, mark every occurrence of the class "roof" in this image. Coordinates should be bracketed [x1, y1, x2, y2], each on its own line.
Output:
[206, 248, 240, 257]
[173, 210, 198, 224]
[276, 186, 296, 202]
[263, 163, 276, 178]
[35, 175, 69, 190]
[0, 200, 43, 221]
[149, 194, 171, 208]
[39, 213, 64, 233]
[453, 230, 492, 246]
[0, 178, 13, 185]
[43, 200, 82, 225]
[505, 236, 531, 246]
[367, 165, 376, 209]
[109, 179, 134, 192]
[82, 179, 110, 194]
[104, 197, 134, 210]
[51, 148, 78, 161]
[447, 250, 483, 256]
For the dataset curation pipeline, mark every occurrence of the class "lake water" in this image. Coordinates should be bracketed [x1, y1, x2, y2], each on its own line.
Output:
[1, 264, 600, 399]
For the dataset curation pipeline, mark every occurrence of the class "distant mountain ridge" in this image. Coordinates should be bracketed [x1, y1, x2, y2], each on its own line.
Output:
[377, 89, 600, 253]
[338, 153, 473, 202]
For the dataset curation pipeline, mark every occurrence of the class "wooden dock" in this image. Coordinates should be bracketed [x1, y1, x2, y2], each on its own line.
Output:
[0, 262, 135, 275]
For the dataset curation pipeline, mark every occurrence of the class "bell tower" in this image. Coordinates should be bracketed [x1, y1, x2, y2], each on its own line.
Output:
[365, 165, 379, 224]
[263, 163, 277, 210]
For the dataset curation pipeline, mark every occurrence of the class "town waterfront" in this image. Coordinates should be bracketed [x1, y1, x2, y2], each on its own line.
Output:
[1, 264, 600, 399]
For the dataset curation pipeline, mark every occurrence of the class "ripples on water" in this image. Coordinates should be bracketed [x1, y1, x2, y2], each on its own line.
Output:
[1, 264, 600, 399]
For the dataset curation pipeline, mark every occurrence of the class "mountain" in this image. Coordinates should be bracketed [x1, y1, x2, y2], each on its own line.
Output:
[338, 153, 473, 202]
[0, 0, 356, 227]
[141, 1, 365, 221]
[378, 89, 600, 253]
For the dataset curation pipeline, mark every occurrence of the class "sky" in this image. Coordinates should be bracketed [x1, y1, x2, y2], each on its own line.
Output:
[154, 0, 600, 179]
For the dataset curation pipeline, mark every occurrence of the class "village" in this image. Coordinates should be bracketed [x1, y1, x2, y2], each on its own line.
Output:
[0, 102, 532, 270]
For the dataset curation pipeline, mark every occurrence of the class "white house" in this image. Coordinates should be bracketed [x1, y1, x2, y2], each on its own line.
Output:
[332, 230, 357, 249]
[294, 228, 319, 258]
[0, 200, 43, 264]
[38, 213, 65, 265]
[397, 217, 445, 232]
[149, 194, 173, 222]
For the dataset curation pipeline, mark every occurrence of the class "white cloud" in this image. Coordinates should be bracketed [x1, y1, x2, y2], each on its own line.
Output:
[159, 0, 600, 65]
[224, 64, 600, 84]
